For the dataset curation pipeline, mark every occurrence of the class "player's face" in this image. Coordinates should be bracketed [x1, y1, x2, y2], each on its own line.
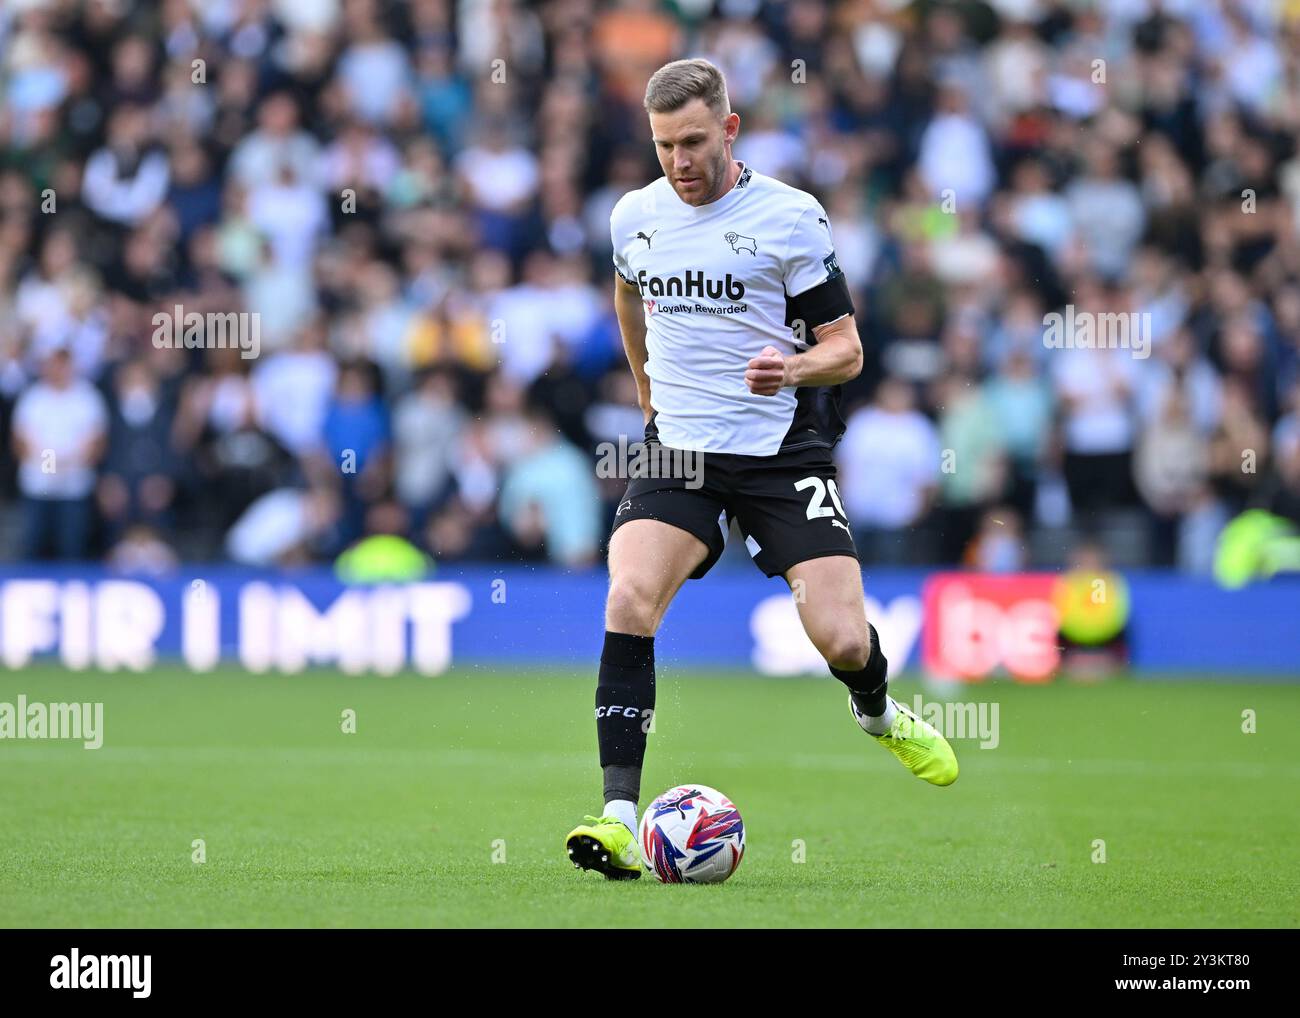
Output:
[649, 99, 739, 206]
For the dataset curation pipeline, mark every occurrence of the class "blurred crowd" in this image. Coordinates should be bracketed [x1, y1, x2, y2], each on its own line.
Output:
[2, 0, 1300, 575]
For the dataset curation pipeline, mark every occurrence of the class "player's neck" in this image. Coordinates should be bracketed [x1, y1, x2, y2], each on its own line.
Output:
[698, 158, 743, 206]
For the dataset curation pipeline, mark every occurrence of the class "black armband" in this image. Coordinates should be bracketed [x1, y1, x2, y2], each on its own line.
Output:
[784, 272, 855, 334]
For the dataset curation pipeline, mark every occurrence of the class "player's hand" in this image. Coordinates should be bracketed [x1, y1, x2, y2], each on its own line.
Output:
[745, 346, 787, 396]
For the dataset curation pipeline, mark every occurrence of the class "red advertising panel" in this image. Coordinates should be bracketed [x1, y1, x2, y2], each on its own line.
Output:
[922, 574, 1061, 682]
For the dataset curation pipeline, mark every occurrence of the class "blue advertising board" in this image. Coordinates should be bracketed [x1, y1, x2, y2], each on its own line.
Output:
[0, 566, 1294, 678]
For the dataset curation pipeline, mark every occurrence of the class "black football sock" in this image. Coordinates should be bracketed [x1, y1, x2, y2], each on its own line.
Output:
[829, 622, 889, 716]
[596, 631, 655, 804]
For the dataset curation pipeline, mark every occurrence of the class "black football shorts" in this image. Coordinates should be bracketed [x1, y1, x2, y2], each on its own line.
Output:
[609, 439, 859, 579]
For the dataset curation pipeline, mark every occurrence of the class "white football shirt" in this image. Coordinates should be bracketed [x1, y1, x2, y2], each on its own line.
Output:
[610, 163, 852, 456]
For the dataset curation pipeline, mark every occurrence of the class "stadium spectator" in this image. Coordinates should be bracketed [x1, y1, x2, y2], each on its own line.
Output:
[1134, 387, 1212, 568]
[497, 404, 601, 567]
[228, 92, 324, 191]
[10, 346, 107, 560]
[984, 346, 1052, 519]
[1049, 286, 1142, 522]
[225, 484, 341, 567]
[934, 372, 1007, 561]
[964, 506, 1028, 573]
[250, 318, 337, 458]
[319, 358, 391, 549]
[0, 0, 1297, 575]
[81, 103, 170, 228]
[836, 377, 941, 564]
[392, 366, 466, 523]
[97, 357, 179, 543]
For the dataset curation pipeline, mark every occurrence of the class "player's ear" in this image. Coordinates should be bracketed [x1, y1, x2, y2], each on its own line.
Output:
[723, 111, 740, 144]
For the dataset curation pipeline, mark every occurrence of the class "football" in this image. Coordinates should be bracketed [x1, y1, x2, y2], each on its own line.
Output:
[639, 784, 746, 884]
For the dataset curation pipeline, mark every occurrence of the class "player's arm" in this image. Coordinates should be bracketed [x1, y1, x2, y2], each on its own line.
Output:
[785, 314, 863, 387]
[747, 204, 862, 395]
[613, 272, 654, 421]
[744, 316, 862, 394]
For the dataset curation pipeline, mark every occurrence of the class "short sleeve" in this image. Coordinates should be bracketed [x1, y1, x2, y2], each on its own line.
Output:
[783, 203, 854, 331]
[610, 195, 636, 285]
[782, 204, 842, 297]
[612, 247, 634, 285]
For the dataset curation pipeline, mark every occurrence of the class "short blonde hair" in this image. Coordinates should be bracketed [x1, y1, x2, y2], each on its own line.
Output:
[643, 58, 730, 116]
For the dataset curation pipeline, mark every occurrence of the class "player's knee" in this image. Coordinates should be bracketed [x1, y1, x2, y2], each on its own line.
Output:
[820, 628, 871, 671]
[605, 576, 664, 636]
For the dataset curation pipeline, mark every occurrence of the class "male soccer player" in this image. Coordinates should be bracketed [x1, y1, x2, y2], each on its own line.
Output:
[566, 58, 957, 880]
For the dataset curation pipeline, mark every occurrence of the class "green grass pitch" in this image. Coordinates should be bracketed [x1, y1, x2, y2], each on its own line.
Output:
[1, 663, 1297, 927]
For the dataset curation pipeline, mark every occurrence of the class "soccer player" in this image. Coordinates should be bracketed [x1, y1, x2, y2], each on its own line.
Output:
[566, 59, 957, 880]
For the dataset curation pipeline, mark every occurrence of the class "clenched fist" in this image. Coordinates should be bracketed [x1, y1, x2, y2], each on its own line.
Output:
[745, 346, 787, 396]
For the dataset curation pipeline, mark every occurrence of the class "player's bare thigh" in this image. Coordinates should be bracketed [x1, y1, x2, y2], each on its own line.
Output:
[784, 554, 872, 670]
[606, 518, 709, 636]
